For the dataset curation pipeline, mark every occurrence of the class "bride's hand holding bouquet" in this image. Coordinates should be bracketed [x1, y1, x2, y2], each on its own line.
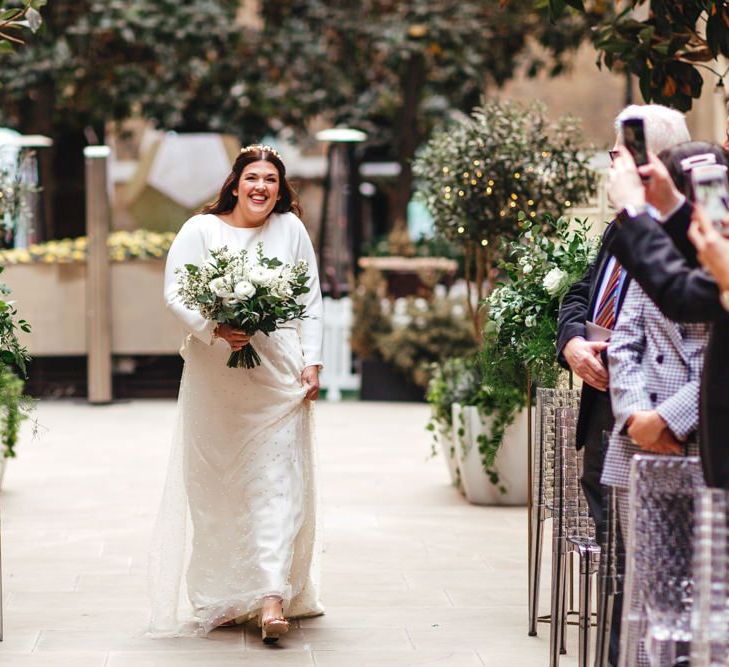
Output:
[176, 242, 310, 369]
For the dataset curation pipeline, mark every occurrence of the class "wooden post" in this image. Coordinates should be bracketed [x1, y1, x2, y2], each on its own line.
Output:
[526, 369, 534, 632]
[84, 146, 112, 404]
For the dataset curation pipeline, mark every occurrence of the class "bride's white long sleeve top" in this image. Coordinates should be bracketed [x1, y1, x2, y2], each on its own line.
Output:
[164, 212, 324, 368]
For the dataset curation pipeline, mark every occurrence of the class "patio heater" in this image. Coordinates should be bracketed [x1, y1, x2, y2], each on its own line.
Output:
[315, 127, 367, 296]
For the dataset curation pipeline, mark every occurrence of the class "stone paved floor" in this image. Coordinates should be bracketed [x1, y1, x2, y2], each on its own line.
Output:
[0, 400, 579, 666]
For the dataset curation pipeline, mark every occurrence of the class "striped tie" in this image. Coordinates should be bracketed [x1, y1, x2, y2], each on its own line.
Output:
[594, 261, 623, 330]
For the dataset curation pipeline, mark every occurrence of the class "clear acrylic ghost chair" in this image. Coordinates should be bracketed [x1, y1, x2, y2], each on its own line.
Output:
[594, 432, 623, 667]
[529, 387, 581, 637]
[690, 487, 729, 667]
[619, 455, 704, 667]
[549, 406, 601, 667]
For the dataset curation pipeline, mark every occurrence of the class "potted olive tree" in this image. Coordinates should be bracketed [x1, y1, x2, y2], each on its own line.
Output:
[416, 100, 596, 504]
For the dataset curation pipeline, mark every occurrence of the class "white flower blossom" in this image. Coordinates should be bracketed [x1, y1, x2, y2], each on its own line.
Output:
[233, 280, 256, 300]
[209, 277, 232, 297]
[542, 267, 568, 297]
[522, 264, 533, 275]
[525, 314, 537, 328]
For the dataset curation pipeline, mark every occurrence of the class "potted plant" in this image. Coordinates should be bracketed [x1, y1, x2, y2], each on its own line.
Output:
[413, 98, 596, 337]
[414, 100, 596, 504]
[0, 265, 33, 487]
[352, 268, 477, 400]
[426, 355, 481, 490]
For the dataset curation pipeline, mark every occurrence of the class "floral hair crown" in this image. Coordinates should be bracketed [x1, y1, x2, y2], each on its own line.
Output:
[240, 143, 281, 159]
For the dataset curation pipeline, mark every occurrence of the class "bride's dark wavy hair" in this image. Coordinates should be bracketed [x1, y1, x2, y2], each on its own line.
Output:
[201, 146, 302, 217]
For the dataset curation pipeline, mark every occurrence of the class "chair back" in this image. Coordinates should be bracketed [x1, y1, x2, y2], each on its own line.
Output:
[534, 388, 580, 517]
[553, 406, 597, 545]
[620, 455, 704, 667]
[690, 487, 729, 667]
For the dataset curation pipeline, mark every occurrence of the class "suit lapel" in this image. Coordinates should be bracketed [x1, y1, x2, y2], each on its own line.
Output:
[665, 319, 689, 365]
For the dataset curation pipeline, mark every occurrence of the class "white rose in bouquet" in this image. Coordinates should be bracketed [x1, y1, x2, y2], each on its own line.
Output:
[209, 277, 232, 297]
[543, 267, 568, 297]
[248, 265, 279, 285]
[233, 280, 256, 300]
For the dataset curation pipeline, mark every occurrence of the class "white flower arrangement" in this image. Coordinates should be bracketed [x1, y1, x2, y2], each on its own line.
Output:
[176, 243, 310, 368]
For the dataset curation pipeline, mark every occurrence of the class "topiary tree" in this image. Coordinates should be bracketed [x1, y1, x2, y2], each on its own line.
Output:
[413, 99, 597, 336]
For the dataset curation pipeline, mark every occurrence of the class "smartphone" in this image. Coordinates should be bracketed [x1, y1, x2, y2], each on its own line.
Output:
[621, 117, 649, 167]
[692, 164, 729, 236]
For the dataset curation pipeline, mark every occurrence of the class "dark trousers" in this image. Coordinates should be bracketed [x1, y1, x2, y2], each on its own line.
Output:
[580, 393, 623, 667]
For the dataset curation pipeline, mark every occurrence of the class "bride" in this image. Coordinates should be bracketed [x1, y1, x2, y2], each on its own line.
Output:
[148, 144, 324, 643]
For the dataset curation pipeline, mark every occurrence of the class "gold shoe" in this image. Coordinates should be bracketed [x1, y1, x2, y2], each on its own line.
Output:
[261, 616, 289, 644]
[260, 596, 289, 644]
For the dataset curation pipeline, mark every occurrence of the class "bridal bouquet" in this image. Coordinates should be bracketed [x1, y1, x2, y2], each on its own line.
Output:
[176, 243, 310, 369]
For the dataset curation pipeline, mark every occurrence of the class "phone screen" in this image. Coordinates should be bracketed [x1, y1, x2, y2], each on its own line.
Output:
[693, 167, 729, 237]
[621, 118, 648, 167]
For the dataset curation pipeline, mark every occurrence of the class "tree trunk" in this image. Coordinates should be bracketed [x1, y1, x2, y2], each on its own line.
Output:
[390, 51, 426, 249]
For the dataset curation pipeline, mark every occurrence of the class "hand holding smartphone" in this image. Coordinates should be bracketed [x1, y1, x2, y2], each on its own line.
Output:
[691, 164, 729, 237]
[621, 117, 649, 167]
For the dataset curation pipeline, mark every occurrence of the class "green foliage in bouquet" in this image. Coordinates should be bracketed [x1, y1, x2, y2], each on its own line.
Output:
[413, 99, 596, 334]
[177, 243, 310, 369]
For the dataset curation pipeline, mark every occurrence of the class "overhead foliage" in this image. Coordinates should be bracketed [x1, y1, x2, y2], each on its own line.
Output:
[544, 0, 729, 111]
[0, 0, 44, 52]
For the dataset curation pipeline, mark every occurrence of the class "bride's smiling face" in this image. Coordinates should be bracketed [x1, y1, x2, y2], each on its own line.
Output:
[233, 160, 280, 223]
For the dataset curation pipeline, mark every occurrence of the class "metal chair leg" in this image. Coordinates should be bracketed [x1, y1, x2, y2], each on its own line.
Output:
[528, 507, 544, 636]
[594, 574, 613, 667]
[0, 503, 4, 642]
[578, 552, 593, 667]
[550, 548, 566, 667]
[560, 558, 568, 655]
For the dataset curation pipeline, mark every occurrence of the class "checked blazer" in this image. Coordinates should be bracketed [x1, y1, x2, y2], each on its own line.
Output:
[601, 280, 708, 490]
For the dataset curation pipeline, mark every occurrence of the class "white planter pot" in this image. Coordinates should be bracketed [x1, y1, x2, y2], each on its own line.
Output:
[433, 418, 461, 491]
[0, 456, 6, 491]
[453, 403, 530, 506]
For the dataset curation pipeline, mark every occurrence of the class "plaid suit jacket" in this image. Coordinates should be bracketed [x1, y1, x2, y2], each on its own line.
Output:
[601, 281, 708, 489]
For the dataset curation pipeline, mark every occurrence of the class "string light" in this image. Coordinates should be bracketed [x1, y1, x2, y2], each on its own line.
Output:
[442, 166, 449, 174]
[470, 179, 477, 185]
[463, 172, 470, 179]
[486, 187, 493, 195]
[565, 200, 572, 207]
[499, 210, 506, 217]
[473, 160, 481, 166]
[457, 226, 465, 234]
[458, 190, 465, 196]
[488, 179, 495, 186]
[510, 193, 518, 201]
[509, 201, 516, 208]
[445, 186, 452, 192]
[514, 172, 521, 179]
[475, 170, 483, 178]
[527, 199, 534, 206]
[530, 211, 536, 218]
[481, 239, 488, 246]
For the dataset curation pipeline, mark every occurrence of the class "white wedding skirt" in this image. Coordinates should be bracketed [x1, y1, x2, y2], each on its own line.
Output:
[147, 327, 322, 637]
